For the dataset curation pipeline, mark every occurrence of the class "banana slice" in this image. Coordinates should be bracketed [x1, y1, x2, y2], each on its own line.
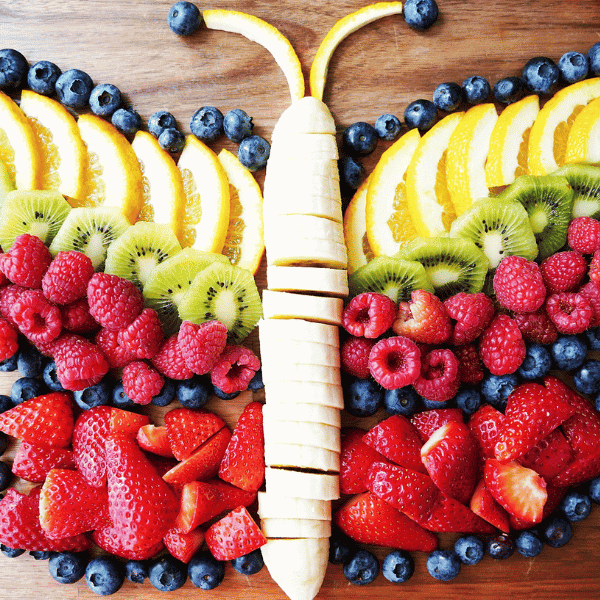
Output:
[266, 237, 348, 269]
[259, 339, 341, 368]
[265, 467, 340, 500]
[264, 381, 344, 409]
[262, 518, 332, 539]
[265, 158, 339, 181]
[262, 419, 341, 453]
[264, 442, 340, 472]
[259, 318, 340, 346]
[258, 492, 331, 521]
[262, 362, 341, 386]
[271, 96, 336, 137]
[264, 214, 345, 245]
[270, 133, 338, 160]
[262, 290, 343, 325]
[263, 402, 341, 427]
[263, 193, 343, 222]
[266, 265, 348, 297]
[264, 172, 341, 204]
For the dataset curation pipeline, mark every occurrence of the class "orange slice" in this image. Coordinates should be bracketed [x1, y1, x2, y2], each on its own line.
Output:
[343, 174, 375, 275]
[565, 96, 600, 165]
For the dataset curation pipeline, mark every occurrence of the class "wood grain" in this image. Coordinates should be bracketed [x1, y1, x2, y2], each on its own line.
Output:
[1, 0, 600, 598]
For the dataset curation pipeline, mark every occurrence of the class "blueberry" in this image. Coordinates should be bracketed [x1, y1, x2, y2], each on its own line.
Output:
[27, 60, 61, 96]
[49, 551, 87, 584]
[248, 368, 264, 392]
[589, 475, 600, 503]
[0, 431, 8, 455]
[382, 550, 414, 583]
[560, 490, 592, 522]
[585, 326, 600, 350]
[43, 361, 64, 391]
[0, 353, 18, 372]
[212, 384, 240, 400]
[383, 386, 422, 416]
[0, 396, 11, 415]
[338, 156, 365, 191]
[433, 82, 463, 112]
[486, 533, 515, 560]
[0, 49, 28, 90]
[188, 551, 225, 590]
[168, 1, 202, 36]
[158, 127, 186, 153]
[454, 534, 485, 565]
[1, 545, 25, 558]
[151, 378, 176, 406]
[0, 461, 11, 491]
[30, 550, 52, 560]
[55, 69, 93, 109]
[426, 549, 461, 581]
[522, 57, 560, 95]
[480, 372, 519, 411]
[148, 110, 178, 138]
[343, 549, 380, 586]
[541, 516, 572, 548]
[455, 387, 482, 415]
[421, 395, 455, 410]
[85, 556, 124, 596]
[403, 0, 439, 30]
[177, 375, 211, 409]
[462, 76, 491, 104]
[223, 108, 253, 143]
[111, 108, 142, 136]
[493, 76, 526, 104]
[238, 135, 271, 171]
[558, 51, 589, 84]
[515, 530, 543, 557]
[17, 343, 45, 377]
[343, 122, 379, 156]
[588, 42, 600, 77]
[89, 84, 122, 118]
[111, 381, 136, 410]
[374, 114, 402, 141]
[148, 555, 187, 591]
[11, 376, 45, 404]
[573, 359, 600, 395]
[517, 343, 552, 380]
[404, 99, 437, 132]
[329, 529, 355, 565]
[231, 549, 264, 575]
[551, 335, 588, 371]
[125, 560, 148, 584]
[344, 376, 383, 417]
[190, 106, 224, 142]
[74, 379, 112, 410]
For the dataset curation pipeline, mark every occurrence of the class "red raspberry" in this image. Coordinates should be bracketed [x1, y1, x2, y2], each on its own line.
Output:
[540, 251, 587, 293]
[493, 255, 546, 313]
[567, 216, 600, 254]
[54, 336, 109, 391]
[545, 292, 594, 334]
[443, 292, 495, 345]
[0, 234, 51, 288]
[392, 289, 452, 344]
[61, 298, 100, 334]
[0, 318, 18, 361]
[41, 251, 95, 305]
[479, 314, 526, 375]
[0, 284, 27, 325]
[368, 336, 421, 390]
[342, 292, 396, 338]
[10, 289, 62, 344]
[177, 320, 228, 375]
[513, 311, 558, 344]
[590, 250, 600, 283]
[117, 308, 164, 360]
[0, 254, 7, 288]
[122, 361, 164, 405]
[151, 334, 193, 380]
[94, 328, 136, 369]
[87, 273, 143, 330]
[36, 333, 87, 358]
[453, 343, 484, 384]
[413, 348, 460, 402]
[210, 345, 260, 394]
[579, 280, 600, 327]
[340, 336, 376, 379]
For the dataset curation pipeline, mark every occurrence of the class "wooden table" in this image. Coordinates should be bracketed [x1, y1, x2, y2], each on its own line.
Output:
[2, 0, 600, 598]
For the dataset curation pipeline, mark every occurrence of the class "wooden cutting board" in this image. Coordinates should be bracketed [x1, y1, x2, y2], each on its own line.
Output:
[2, 0, 600, 597]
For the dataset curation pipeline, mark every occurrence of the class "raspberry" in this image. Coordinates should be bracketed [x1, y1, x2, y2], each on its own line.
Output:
[392, 289, 452, 344]
[579, 280, 600, 327]
[342, 292, 396, 338]
[453, 343, 484, 383]
[54, 336, 109, 391]
[0, 234, 52, 288]
[0, 318, 19, 361]
[545, 292, 594, 334]
[479, 314, 526, 375]
[210, 345, 261, 394]
[37, 333, 87, 358]
[87, 273, 143, 330]
[117, 308, 164, 360]
[177, 320, 228, 375]
[590, 250, 600, 284]
[493, 255, 546, 313]
[567, 216, 600, 254]
[513, 311, 558, 344]
[368, 336, 421, 390]
[443, 292, 495, 345]
[540, 251, 587, 293]
[413, 348, 460, 402]
[0, 284, 27, 324]
[10, 289, 62, 344]
[61, 298, 100, 334]
[340, 335, 376, 378]
[122, 361, 164, 405]
[41, 251, 95, 304]
[94, 328, 136, 369]
[151, 334, 194, 380]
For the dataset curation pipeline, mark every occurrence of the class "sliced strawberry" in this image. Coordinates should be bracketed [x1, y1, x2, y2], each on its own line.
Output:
[509, 483, 567, 530]
[519, 428, 573, 480]
[418, 492, 495, 534]
[410, 408, 464, 443]
[163, 527, 205, 564]
[469, 479, 510, 533]
[92, 524, 165, 561]
[468, 404, 506, 459]
[136, 424, 174, 458]
[552, 446, 600, 487]
[165, 407, 226, 461]
[12, 441, 75, 483]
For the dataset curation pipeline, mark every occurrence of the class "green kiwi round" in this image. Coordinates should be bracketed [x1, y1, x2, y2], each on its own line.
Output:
[553, 163, 600, 220]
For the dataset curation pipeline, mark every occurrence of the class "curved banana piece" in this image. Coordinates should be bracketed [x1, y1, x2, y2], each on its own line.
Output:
[264, 442, 340, 472]
[264, 381, 344, 409]
[259, 318, 340, 346]
[263, 402, 341, 427]
[258, 492, 332, 520]
[262, 290, 343, 325]
[267, 265, 348, 297]
[262, 518, 332, 539]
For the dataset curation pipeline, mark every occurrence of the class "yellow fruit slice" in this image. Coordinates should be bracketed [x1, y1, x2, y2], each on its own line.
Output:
[405, 112, 464, 238]
[203, 9, 304, 103]
[485, 94, 540, 188]
[75, 114, 143, 223]
[310, 2, 403, 101]
[365, 128, 420, 256]
[343, 175, 375, 275]
[176, 135, 230, 253]
[0, 91, 40, 190]
[565, 96, 600, 165]
[19, 90, 86, 200]
[445, 103, 498, 216]
[217, 148, 264, 274]
[528, 77, 600, 175]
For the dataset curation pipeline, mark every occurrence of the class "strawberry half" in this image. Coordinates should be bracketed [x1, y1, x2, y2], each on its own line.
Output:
[136, 424, 174, 458]
[165, 407, 226, 461]
[12, 441, 75, 483]
[552, 447, 600, 487]
[418, 492, 495, 534]
[163, 527, 205, 564]
[92, 524, 165, 561]
[393, 289, 452, 344]
[469, 479, 511, 533]
[519, 428, 573, 480]
[411, 408, 464, 443]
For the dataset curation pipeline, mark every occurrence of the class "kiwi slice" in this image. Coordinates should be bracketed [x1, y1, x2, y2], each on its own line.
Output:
[449, 197, 539, 268]
[104, 222, 182, 290]
[496, 174, 573, 259]
[143, 248, 229, 335]
[0, 189, 71, 251]
[0, 159, 15, 206]
[178, 261, 262, 344]
[395, 236, 489, 300]
[49, 206, 130, 270]
[348, 256, 433, 303]
[553, 163, 600, 220]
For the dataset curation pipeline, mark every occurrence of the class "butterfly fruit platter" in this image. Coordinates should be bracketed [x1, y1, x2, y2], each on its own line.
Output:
[2, 0, 600, 598]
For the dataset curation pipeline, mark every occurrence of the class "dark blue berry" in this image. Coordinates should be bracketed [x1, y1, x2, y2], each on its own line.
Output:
[433, 82, 463, 112]
[74, 379, 112, 410]
[404, 99, 437, 132]
[55, 69, 93, 109]
[421, 395, 455, 410]
[158, 127, 186, 153]
[343, 122, 379, 156]
[111, 108, 142, 136]
[248, 368, 264, 392]
[343, 549, 380, 586]
[0, 431, 8, 455]
[329, 529, 355, 565]
[515, 530, 543, 557]
[89, 84, 122, 118]
[588, 42, 600, 77]
[589, 475, 600, 503]
[1, 545, 24, 558]
[455, 387, 482, 415]
[426, 549, 461, 581]
[383, 386, 422, 416]
[0, 396, 11, 414]
[486, 533, 514, 559]
[49, 551, 87, 584]
[585, 326, 600, 350]
[168, 1, 202, 36]
[27, 60, 61, 96]
[403, 0, 439, 30]
[338, 156, 365, 191]
[43, 361, 64, 391]
[85, 556, 124, 596]
[148, 111, 178, 138]
[148, 555, 187, 592]
[0, 49, 28, 90]
[382, 550, 414, 583]
[573, 359, 600, 395]
[212, 384, 240, 400]
[558, 51, 589, 84]
[522, 57, 560, 95]
[151, 377, 176, 407]
[518, 343, 552, 380]
[374, 114, 402, 141]
[11, 377, 45, 404]
[188, 551, 225, 590]
[480, 373, 519, 411]
[454, 535, 485, 565]
[0, 461, 11, 491]
[223, 109, 253, 143]
[0, 353, 18, 372]
[125, 560, 148, 584]
[231, 549, 264, 575]
[111, 381, 136, 411]
[462, 76, 491, 104]
[17, 343, 45, 378]
[177, 375, 211, 409]
[551, 335, 588, 371]
[560, 490, 592, 522]
[344, 376, 383, 417]
[541, 516, 572, 547]
[238, 135, 271, 171]
[493, 76, 526, 104]
[190, 106, 224, 142]
[30, 550, 52, 560]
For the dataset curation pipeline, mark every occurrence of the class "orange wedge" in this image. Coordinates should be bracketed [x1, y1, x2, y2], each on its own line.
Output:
[343, 174, 375, 275]
[565, 96, 600, 165]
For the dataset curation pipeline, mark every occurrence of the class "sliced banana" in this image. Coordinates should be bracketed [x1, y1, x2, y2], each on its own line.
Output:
[271, 96, 336, 137]
[262, 290, 343, 325]
[261, 362, 341, 386]
[264, 171, 341, 204]
[266, 265, 348, 297]
[266, 237, 348, 269]
[262, 518, 332, 539]
[264, 442, 340, 472]
[265, 157, 339, 181]
[260, 339, 341, 368]
[264, 214, 345, 245]
[263, 193, 343, 222]
[265, 467, 340, 500]
[262, 419, 340, 453]
[264, 381, 344, 409]
[263, 402, 341, 427]
[258, 492, 331, 521]
[259, 318, 339, 346]
[270, 133, 339, 160]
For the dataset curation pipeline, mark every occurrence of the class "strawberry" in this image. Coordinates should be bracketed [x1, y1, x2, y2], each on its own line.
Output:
[92, 524, 165, 561]
[469, 479, 510, 533]
[552, 447, 600, 487]
[392, 289, 452, 344]
[468, 404, 506, 459]
[484, 459, 547, 526]
[519, 428, 574, 480]
[218, 401, 264, 492]
[12, 441, 75, 483]
[163, 527, 205, 564]
[419, 492, 495, 534]
[205, 506, 266, 561]
[136, 424, 174, 458]
[410, 408, 464, 443]
[420, 421, 479, 504]
[334, 491, 438, 551]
